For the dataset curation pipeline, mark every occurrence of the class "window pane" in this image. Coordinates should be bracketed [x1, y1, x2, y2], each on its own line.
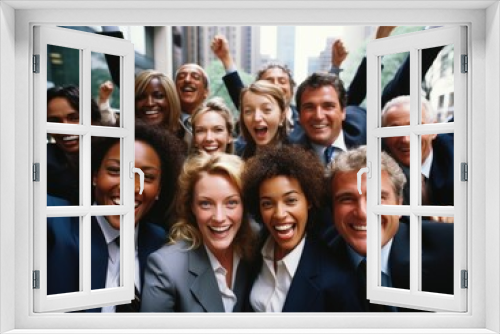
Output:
[420, 216, 454, 295]
[91, 215, 122, 292]
[381, 136, 410, 205]
[421, 44, 454, 123]
[92, 137, 121, 206]
[47, 215, 82, 295]
[47, 133, 81, 206]
[420, 132, 454, 206]
[379, 215, 410, 292]
[381, 51, 410, 125]
[91, 51, 121, 127]
[47, 45, 81, 125]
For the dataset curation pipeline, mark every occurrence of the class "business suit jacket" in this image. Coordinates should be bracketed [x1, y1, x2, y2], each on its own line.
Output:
[399, 133, 454, 206]
[249, 233, 362, 312]
[329, 220, 454, 311]
[47, 207, 166, 312]
[140, 240, 251, 312]
[47, 144, 79, 205]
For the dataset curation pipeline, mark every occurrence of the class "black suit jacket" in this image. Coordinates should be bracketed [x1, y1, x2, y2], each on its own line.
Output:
[399, 133, 454, 206]
[249, 232, 362, 312]
[330, 220, 454, 311]
[47, 197, 166, 312]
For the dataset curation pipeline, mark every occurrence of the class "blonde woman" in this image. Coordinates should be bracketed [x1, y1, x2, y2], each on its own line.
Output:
[190, 97, 235, 155]
[140, 153, 255, 312]
[238, 80, 288, 159]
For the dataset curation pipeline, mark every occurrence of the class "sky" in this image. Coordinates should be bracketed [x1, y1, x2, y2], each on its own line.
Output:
[260, 26, 352, 83]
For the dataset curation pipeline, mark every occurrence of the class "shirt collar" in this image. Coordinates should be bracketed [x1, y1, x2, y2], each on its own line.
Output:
[204, 246, 240, 285]
[180, 112, 190, 123]
[347, 238, 393, 275]
[95, 215, 139, 248]
[421, 149, 433, 179]
[310, 129, 347, 160]
[261, 235, 306, 278]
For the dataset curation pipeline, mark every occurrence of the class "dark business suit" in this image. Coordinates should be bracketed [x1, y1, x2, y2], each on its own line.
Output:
[47, 198, 166, 312]
[329, 220, 454, 311]
[140, 240, 251, 312]
[345, 46, 444, 108]
[249, 233, 362, 312]
[398, 133, 454, 206]
[47, 144, 79, 205]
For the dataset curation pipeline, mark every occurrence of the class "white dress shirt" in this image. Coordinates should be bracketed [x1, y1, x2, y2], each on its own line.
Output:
[96, 216, 140, 313]
[204, 246, 240, 312]
[250, 236, 306, 312]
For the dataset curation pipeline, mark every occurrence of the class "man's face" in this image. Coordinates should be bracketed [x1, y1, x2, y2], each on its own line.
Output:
[382, 104, 437, 167]
[332, 170, 401, 256]
[259, 68, 293, 106]
[299, 86, 346, 147]
[175, 64, 209, 114]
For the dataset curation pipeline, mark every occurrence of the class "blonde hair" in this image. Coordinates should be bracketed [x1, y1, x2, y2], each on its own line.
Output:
[239, 80, 288, 158]
[189, 97, 235, 154]
[169, 152, 255, 260]
[135, 70, 181, 133]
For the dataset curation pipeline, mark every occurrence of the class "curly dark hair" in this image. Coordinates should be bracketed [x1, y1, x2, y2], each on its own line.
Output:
[242, 145, 326, 229]
[295, 72, 348, 113]
[47, 85, 101, 124]
[91, 120, 186, 225]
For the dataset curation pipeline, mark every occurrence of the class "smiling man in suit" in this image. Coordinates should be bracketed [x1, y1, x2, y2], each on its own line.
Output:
[381, 95, 454, 213]
[328, 146, 454, 312]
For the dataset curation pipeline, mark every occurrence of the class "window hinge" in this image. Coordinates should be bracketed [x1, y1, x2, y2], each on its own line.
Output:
[33, 270, 40, 289]
[461, 163, 468, 181]
[33, 54, 40, 73]
[461, 54, 468, 73]
[461, 270, 468, 289]
[33, 163, 40, 182]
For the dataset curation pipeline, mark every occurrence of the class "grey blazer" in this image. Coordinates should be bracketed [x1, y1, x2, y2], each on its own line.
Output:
[140, 240, 250, 312]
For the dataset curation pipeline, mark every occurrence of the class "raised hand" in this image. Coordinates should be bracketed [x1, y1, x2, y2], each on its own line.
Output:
[98, 80, 114, 104]
[210, 35, 234, 69]
[331, 39, 348, 68]
[375, 26, 397, 39]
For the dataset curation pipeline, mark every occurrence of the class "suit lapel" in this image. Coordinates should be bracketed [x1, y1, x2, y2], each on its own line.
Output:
[188, 246, 225, 312]
[282, 237, 320, 312]
[390, 223, 410, 290]
[90, 217, 108, 291]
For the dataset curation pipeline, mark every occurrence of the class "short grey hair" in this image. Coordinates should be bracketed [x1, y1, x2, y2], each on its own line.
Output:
[328, 146, 407, 200]
[381, 95, 436, 125]
[175, 63, 210, 89]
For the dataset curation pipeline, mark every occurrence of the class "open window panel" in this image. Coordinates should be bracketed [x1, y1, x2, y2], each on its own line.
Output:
[365, 26, 467, 312]
[33, 26, 136, 312]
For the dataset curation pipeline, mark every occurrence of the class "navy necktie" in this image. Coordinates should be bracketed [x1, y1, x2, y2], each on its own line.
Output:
[324, 146, 335, 165]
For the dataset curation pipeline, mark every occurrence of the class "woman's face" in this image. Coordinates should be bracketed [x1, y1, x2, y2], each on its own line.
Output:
[259, 176, 309, 261]
[241, 92, 284, 147]
[192, 172, 243, 260]
[47, 97, 80, 154]
[135, 78, 169, 126]
[193, 111, 232, 154]
[93, 140, 161, 229]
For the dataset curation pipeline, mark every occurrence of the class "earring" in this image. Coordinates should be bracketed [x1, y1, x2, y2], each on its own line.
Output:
[155, 195, 159, 200]
[92, 181, 96, 186]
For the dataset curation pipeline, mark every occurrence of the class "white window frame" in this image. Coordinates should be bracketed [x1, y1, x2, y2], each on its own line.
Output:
[33, 25, 137, 312]
[0, 1, 498, 333]
[365, 26, 467, 312]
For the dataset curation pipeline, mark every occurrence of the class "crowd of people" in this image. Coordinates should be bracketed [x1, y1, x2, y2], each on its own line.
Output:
[46, 26, 455, 313]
